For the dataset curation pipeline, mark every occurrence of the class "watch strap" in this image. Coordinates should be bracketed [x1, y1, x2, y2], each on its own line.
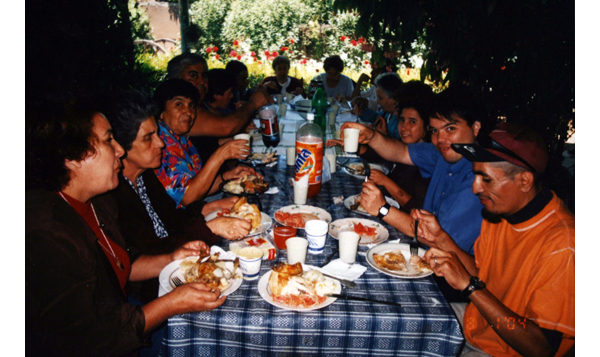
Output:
[461, 276, 486, 299]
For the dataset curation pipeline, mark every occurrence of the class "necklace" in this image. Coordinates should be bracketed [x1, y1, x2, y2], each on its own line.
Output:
[58, 192, 125, 271]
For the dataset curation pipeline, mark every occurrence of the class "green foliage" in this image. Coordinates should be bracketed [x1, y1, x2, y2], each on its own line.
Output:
[128, 0, 153, 41]
[189, 0, 232, 51]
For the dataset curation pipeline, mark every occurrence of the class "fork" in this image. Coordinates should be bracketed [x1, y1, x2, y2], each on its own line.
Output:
[361, 159, 371, 182]
[410, 219, 419, 257]
[171, 276, 184, 287]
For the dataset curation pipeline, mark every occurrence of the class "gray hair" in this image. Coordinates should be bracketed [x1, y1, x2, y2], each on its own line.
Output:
[374, 72, 402, 98]
[167, 53, 207, 79]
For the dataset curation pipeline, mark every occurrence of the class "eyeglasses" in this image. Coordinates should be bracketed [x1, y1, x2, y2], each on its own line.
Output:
[477, 134, 536, 172]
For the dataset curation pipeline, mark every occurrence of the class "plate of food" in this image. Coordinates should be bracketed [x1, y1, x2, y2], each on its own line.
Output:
[367, 243, 433, 279]
[205, 197, 272, 237]
[342, 163, 389, 180]
[241, 151, 278, 165]
[329, 218, 389, 245]
[222, 175, 269, 195]
[273, 205, 332, 229]
[258, 262, 342, 311]
[158, 254, 243, 297]
[344, 194, 400, 216]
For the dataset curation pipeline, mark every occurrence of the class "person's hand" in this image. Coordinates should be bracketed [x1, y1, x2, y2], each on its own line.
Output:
[244, 121, 257, 133]
[206, 216, 252, 240]
[170, 240, 211, 261]
[223, 165, 260, 181]
[359, 181, 386, 216]
[263, 81, 278, 91]
[367, 169, 390, 186]
[423, 247, 471, 291]
[215, 139, 251, 161]
[249, 86, 272, 107]
[293, 87, 305, 96]
[326, 139, 343, 147]
[235, 101, 245, 110]
[168, 282, 226, 315]
[373, 116, 387, 135]
[340, 122, 375, 146]
[350, 97, 368, 116]
[410, 209, 451, 249]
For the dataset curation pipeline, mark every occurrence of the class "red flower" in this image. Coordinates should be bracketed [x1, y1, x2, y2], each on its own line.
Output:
[233, 40, 239, 46]
[272, 51, 278, 57]
[281, 46, 289, 51]
[251, 51, 256, 57]
[258, 61, 263, 64]
[300, 59, 307, 65]
[289, 39, 295, 44]
[206, 47, 212, 53]
[340, 36, 346, 41]
[501, 66, 506, 70]
[351, 40, 358, 46]
[213, 46, 218, 52]
[215, 54, 220, 60]
[230, 50, 238, 57]
[364, 60, 369, 65]
[407, 69, 411, 75]
[237, 55, 242, 60]
[253, 57, 257, 62]
[289, 50, 292, 53]
[264, 50, 270, 56]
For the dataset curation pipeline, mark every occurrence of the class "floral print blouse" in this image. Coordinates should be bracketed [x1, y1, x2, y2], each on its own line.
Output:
[154, 121, 203, 208]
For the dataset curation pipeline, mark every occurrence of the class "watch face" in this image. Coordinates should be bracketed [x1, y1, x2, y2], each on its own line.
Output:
[380, 207, 389, 216]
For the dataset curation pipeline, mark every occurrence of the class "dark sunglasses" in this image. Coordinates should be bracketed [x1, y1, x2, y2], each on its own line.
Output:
[477, 134, 536, 172]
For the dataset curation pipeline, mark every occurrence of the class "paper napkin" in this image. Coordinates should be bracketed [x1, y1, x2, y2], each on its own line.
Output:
[319, 258, 367, 281]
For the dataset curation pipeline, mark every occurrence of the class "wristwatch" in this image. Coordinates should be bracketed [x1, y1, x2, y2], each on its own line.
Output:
[461, 276, 486, 299]
[377, 202, 391, 219]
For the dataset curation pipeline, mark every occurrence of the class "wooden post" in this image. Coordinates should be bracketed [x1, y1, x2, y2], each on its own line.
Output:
[178, 0, 189, 53]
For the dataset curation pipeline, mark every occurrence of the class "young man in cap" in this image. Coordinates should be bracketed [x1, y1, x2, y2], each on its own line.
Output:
[166, 53, 270, 138]
[414, 122, 574, 356]
[345, 86, 484, 254]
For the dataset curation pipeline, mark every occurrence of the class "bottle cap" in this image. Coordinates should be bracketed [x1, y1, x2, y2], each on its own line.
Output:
[307, 113, 315, 121]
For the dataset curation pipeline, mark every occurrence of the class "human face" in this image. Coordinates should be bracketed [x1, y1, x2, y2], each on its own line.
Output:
[376, 87, 396, 114]
[398, 107, 426, 144]
[235, 70, 249, 91]
[161, 96, 197, 136]
[429, 115, 481, 163]
[325, 68, 341, 85]
[76, 114, 125, 197]
[213, 88, 234, 110]
[275, 64, 289, 83]
[124, 117, 165, 172]
[181, 62, 208, 99]
[472, 162, 527, 216]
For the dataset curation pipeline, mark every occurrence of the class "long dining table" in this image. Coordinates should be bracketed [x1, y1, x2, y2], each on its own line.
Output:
[157, 105, 464, 357]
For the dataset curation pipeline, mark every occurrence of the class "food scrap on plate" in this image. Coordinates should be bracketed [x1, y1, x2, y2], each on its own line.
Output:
[179, 253, 240, 290]
[223, 175, 269, 194]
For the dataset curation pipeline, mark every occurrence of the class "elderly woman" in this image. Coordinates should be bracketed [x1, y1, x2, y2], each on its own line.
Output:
[26, 94, 226, 356]
[260, 55, 305, 96]
[313, 55, 354, 100]
[153, 79, 256, 208]
[352, 73, 403, 137]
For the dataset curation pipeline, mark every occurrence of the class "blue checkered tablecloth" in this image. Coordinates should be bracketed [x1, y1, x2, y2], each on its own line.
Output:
[159, 159, 464, 357]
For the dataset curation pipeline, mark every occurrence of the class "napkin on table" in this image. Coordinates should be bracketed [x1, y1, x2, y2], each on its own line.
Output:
[264, 187, 279, 194]
[318, 259, 367, 281]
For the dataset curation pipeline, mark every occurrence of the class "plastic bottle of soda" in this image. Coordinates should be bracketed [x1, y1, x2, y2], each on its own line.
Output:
[295, 113, 323, 198]
[311, 87, 328, 133]
[259, 104, 280, 147]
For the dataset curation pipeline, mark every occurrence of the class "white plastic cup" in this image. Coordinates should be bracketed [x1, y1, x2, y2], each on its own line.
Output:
[331, 103, 339, 114]
[325, 148, 336, 174]
[286, 237, 308, 264]
[343, 128, 360, 154]
[279, 104, 287, 117]
[276, 94, 283, 105]
[305, 220, 328, 255]
[286, 147, 296, 166]
[286, 93, 295, 102]
[233, 133, 251, 158]
[328, 111, 337, 127]
[236, 247, 264, 280]
[293, 175, 309, 204]
[338, 231, 361, 264]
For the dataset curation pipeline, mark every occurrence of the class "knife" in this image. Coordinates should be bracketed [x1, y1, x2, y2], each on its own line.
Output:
[326, 294, 401, 307]
[321, 248, 338, 267]
[320, 273, 356, 289]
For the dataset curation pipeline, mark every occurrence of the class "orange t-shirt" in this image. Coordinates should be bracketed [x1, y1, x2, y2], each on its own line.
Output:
[464, 192, 575, 356]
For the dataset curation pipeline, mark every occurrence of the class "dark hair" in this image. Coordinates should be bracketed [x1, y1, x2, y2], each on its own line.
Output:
[26, 93, 99, 191]
[272, 55, 291, 71]
[167, 53, 207, 79]
[374, 73, 402, 98]
[430, 85, 488, 130]
[102, 90, 159, 151]
[225, 60, 248, 77]
[204, 69, 236, 104]
[394, 81, 435, 127]
[153, 78, 200, 114]
[323, 55, 344, 72]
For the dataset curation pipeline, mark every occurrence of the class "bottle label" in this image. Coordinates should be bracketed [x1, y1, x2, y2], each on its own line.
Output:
[295, 139, 323, 185]
[259, 109, 279, 135]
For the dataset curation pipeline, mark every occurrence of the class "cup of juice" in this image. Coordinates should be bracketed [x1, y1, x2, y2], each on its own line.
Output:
[273, 226, 297, 250]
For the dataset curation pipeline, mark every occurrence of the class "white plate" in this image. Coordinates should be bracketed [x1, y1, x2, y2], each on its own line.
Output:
[329, 218, 389, 245]
[366, 243, 434, 279]
[342, 163, 389, 180]
[344, 194, 400, 216]
[205, 211, 272, 237]
[257, 265, 341, 311]
[273, 205, 332, 229]
[158, 259, 243, 297]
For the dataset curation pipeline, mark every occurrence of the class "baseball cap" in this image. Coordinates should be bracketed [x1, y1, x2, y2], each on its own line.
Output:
[451, 122, 549, 173]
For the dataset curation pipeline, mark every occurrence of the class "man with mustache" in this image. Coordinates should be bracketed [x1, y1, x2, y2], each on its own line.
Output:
[348, 86, 484, 255]
[412, 122, 574, 356]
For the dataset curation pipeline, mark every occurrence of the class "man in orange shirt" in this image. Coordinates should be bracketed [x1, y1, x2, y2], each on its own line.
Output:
[413, 122, 574, 356]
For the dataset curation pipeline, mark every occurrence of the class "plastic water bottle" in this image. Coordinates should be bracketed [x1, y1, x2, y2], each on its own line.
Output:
[295, 113, 323, 198]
